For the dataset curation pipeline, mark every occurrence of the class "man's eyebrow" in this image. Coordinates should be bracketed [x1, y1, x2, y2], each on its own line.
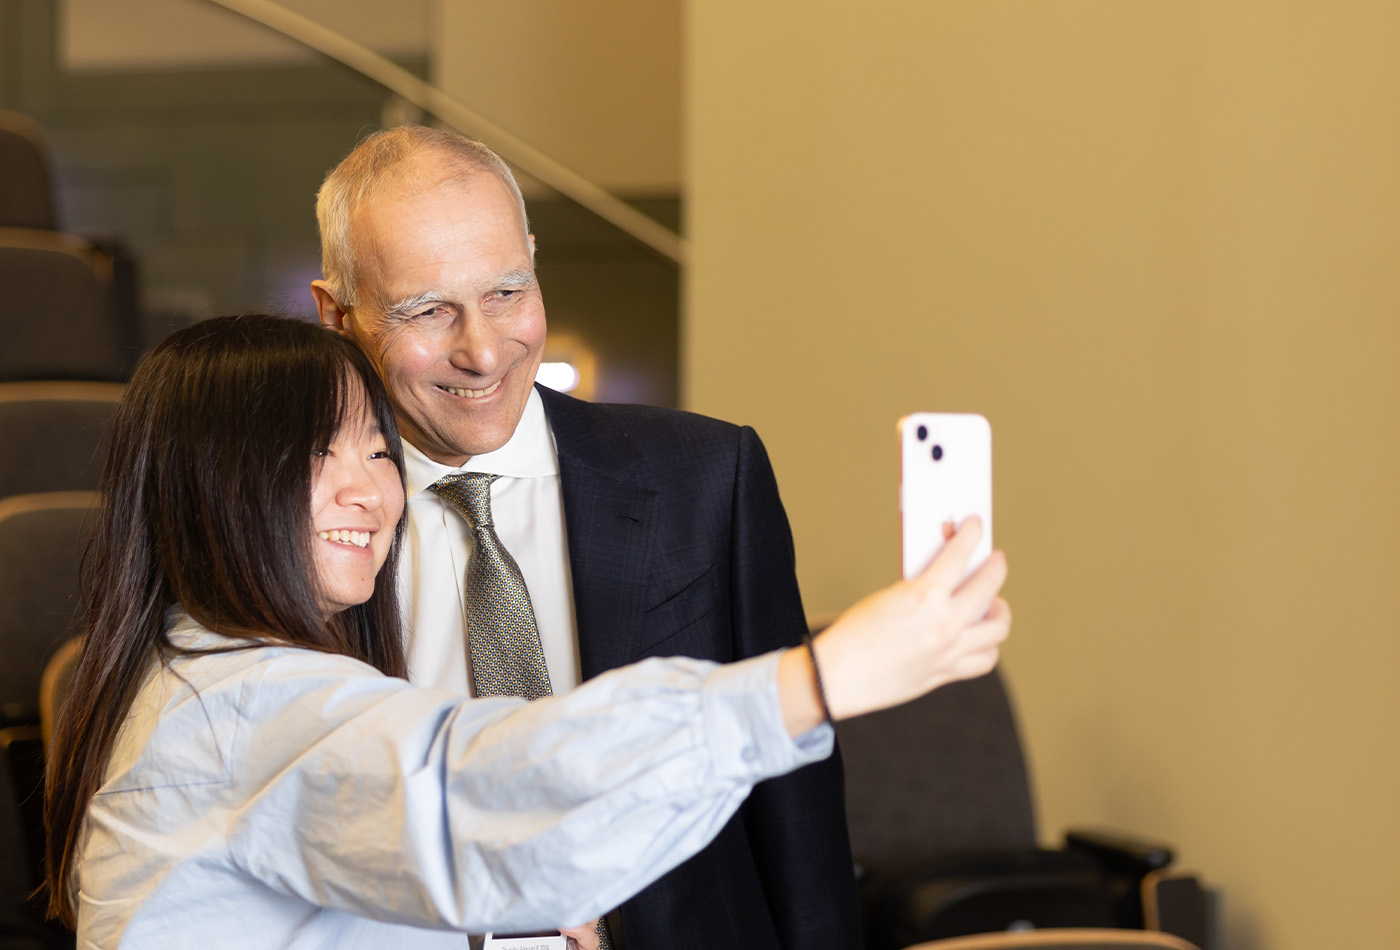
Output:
[383, 291, 446, 317]
[381, 272, 536, 317]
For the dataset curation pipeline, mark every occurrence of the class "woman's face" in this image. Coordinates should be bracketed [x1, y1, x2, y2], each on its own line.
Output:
[309, 391, 405, 616]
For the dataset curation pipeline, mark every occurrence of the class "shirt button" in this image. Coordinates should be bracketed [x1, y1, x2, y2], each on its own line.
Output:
[741, 746, 759, 763]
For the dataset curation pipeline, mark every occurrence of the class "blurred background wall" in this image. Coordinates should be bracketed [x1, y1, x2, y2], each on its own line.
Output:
[686, 2, 1400, 949]
[0, 0, 681, 404]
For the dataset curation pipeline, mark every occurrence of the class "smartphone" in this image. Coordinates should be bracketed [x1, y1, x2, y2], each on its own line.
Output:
[899, 412, 993, 582]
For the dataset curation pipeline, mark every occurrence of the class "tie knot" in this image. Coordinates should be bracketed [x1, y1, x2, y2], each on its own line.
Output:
[430, 472, 499, 529]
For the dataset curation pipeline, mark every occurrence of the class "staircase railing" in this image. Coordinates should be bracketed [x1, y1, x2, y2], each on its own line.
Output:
[208, 0, 687, 266]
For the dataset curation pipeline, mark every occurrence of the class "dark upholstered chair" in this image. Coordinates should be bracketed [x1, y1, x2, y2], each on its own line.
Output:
[0, 492, 96, 727]
[836, 668, 1211, 950]
[0, 493, 91, 950]
[903, 929, 1200, 950]
[0, 229, 138, 382]
[0, 382, 122, 499]
[0, 112, 57, 232]
[39, 637, 81, 750]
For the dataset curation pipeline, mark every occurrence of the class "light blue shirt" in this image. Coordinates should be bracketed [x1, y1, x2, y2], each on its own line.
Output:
[76, 612, 832, 949]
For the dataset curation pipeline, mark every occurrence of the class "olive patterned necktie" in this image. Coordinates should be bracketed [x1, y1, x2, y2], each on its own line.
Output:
[429, 472, 552, 701]
[428, 472, 617, 950]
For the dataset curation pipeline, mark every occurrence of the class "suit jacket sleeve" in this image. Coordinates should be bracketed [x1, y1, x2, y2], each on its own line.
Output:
[728, 426, 862, 947]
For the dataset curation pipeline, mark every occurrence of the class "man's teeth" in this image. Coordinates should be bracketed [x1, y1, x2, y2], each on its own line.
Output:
[319, 530, 370, 548]
[442, 378, 503, 398]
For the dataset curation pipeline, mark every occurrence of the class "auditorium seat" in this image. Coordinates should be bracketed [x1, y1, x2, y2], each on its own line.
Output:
[0, 382, 122, 499]
[39, 637, 81, 750]
[0, 492, 96, 728]
[902, 929, 1201, 950]
[0, 493, 91, 950]
[0, 112, 57, 232]
[0, 229, 138, 382]
[837, 666, 1213, 950]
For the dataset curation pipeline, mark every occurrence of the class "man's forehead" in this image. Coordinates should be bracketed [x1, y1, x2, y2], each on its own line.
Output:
[359, 151, 515, 223]
[350, 180, 530, 300]
[354, 167, 525, 251]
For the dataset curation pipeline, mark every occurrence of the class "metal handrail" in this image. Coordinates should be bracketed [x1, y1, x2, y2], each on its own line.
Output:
[208, 0, 687, 266]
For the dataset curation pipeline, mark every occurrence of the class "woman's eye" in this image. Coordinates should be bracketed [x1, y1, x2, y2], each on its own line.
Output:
[369, 450, 392, 460]
[311, 448, 330, 458]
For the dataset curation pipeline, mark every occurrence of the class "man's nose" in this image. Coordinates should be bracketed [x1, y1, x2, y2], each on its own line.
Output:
[447, 311, 500, 376]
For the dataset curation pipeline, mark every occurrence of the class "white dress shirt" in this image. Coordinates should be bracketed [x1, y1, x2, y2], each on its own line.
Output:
[76, 611, 833, 949]
[401, 388, 580, 696]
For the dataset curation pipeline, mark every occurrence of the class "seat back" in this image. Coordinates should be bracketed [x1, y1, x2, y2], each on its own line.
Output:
[0, 382, 122, 498]
[0, 230, 135, 382]
[904, 928, 1200, 949]
[0, 492, 97, 727]
[837, 667, 1038, 872]
[40, 637, 82, 750]
[0, 112, 57, 231]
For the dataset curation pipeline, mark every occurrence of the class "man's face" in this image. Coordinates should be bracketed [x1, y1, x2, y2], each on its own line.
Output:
[317, 162, 545, 466]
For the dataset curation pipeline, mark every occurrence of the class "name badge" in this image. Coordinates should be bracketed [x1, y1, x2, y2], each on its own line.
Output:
[483, 933, 567, 950]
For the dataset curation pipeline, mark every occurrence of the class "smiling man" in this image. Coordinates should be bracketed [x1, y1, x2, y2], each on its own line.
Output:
[311, 126, 859, 950]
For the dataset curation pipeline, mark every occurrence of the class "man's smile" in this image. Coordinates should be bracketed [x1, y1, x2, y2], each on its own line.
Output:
[436, 377, 505, 399]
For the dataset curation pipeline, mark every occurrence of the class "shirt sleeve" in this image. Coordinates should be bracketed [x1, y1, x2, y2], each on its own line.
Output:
[222, 647, 833, 934]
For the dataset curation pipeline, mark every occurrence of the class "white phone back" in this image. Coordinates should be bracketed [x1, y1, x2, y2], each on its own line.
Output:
[900, 413, 993, 581]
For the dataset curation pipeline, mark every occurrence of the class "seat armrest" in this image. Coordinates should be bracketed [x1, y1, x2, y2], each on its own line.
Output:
[1064, 827, 1174, 875]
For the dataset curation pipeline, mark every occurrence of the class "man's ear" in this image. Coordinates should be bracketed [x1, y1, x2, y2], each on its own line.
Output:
[311, 280, 350, 332]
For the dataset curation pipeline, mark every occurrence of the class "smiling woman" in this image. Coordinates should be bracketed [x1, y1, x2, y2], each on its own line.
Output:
[42, 314, 1009, 949]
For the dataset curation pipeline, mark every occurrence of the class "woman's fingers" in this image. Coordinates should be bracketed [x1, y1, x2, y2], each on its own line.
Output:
[951, 548, 1007, 625]
[952, 646, 1001, 679]
[960, 598, 1012, 651]
[915, 515, 983, 592]
[559, 924, 600, 950]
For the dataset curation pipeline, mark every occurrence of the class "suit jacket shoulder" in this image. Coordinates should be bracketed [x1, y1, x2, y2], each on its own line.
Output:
[537, 384, 746, 481]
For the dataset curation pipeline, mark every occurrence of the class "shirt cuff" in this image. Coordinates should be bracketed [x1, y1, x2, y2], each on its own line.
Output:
[700, 650, 835, 782]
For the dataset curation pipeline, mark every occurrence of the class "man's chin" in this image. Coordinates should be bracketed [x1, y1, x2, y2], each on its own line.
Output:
[435, 426, 513, 462]
[400, 395, 525, 462]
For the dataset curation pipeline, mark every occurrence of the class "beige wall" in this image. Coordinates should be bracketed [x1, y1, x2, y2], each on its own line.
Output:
[432, 0, 681, 193]
[686, 2, 1400, 948]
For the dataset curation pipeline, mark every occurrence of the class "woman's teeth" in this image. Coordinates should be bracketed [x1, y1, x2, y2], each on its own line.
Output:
[319, 530, 370, 548]
[442, 378, 503, 398]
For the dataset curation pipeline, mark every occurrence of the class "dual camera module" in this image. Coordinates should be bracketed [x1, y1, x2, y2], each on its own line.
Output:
[915, 425, 944, 461]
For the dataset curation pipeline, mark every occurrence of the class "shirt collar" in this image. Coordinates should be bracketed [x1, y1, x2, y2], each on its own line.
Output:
[403, 387, 559, 499]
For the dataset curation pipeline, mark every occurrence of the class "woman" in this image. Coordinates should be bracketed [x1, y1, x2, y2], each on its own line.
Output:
[44, 315, 1010, 948]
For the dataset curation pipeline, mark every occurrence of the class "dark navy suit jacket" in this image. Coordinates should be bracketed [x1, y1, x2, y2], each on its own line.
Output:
[538, 385, 860, 949]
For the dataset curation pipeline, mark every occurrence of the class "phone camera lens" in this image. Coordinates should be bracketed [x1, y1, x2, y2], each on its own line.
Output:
[916, 425, 928, 442]
[931, 444, 944, 461]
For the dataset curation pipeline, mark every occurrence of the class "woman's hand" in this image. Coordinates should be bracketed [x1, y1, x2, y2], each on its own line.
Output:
[778, 516, 1010, 733]
[559, 919, 601, 950]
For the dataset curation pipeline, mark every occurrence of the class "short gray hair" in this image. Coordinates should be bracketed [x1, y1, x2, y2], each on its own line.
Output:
[315, 125, 530, 308]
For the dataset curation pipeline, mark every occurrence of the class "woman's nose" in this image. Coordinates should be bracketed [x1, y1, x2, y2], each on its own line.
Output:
[337, 461, 383, 509]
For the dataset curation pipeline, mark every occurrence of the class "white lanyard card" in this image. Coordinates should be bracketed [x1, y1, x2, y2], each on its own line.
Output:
[482, 933, 567, 950]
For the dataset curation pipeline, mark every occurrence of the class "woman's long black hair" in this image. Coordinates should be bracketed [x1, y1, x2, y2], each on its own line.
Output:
[44, 314, 407, 924]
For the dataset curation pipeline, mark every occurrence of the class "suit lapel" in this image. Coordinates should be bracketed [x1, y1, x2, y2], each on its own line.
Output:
[538, 385, 657, 680]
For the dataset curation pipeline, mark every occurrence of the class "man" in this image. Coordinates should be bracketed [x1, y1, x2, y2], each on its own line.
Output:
[311, 126, 859, 949]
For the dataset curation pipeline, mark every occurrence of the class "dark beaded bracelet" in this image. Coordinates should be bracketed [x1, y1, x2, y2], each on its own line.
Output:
[803, 632, 833, 724]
